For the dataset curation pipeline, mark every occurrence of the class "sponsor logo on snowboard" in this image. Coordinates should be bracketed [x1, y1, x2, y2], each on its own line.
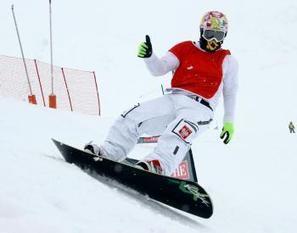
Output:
[181, 183, 210, 205]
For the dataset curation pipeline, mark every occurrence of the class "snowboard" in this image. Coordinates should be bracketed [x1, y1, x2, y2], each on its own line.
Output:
[52, 139, 213, 218]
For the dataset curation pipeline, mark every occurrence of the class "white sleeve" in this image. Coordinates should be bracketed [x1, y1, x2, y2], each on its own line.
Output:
[222, 55, 239, 123]
[143, 52, 180, 76]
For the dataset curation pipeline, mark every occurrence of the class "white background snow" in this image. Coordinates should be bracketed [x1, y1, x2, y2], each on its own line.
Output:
[0, 0, 297, 232]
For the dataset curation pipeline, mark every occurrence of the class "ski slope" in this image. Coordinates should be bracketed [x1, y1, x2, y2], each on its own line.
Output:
[0, 97, 296, 233]
[1, 0, 297, 232]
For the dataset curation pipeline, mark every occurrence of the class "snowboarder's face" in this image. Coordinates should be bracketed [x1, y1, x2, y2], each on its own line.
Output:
[199, 29, 225, 52]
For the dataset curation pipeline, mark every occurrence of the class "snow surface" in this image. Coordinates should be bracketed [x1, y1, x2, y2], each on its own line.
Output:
[1, 0, 297, 232]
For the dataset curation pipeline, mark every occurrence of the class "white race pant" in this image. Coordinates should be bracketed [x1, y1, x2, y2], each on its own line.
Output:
[101, 93, 213, 175]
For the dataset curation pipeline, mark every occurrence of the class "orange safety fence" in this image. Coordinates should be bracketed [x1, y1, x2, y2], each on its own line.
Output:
[0, 55, 101, 116]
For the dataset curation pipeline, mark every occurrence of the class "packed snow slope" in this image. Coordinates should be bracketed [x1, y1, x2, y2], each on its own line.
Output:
[1, 0, 297, 232]
[0, 98, 296, 233]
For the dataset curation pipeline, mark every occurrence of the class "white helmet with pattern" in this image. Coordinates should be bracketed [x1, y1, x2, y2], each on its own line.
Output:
[200, 11, 228, 33]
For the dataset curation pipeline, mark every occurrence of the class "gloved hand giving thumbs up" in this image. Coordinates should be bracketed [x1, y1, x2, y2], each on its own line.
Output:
[137, 35, 153, 58]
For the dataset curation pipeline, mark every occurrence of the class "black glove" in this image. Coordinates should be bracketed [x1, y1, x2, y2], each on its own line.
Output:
[137, 35, 153, 58]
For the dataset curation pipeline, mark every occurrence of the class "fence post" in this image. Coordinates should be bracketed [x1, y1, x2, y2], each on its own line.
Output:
[34, 59, 46, 107]
[92, 71, 101, 116]
[61, 68, 73, 111]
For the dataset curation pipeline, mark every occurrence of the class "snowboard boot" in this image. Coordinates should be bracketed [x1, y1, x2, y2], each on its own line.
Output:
[84, 142, 106, 157]
[135, 160, 163, 175]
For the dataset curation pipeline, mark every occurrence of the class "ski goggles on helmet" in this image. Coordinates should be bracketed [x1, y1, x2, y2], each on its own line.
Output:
[202, 30, 226, 42]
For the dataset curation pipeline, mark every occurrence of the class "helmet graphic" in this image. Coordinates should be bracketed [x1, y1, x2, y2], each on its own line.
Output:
[200, 11, 228, 33]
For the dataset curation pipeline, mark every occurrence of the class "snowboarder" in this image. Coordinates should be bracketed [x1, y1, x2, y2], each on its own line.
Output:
[85, 11, 239, 176]
[289, 121, 295, 133]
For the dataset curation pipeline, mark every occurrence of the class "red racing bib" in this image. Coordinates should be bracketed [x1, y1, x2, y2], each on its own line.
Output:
[169, 41, 230, 99]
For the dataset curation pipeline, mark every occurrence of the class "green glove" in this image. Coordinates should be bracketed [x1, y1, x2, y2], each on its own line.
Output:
[220, 122, 234, 144]
[137, 35, 152, 58]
